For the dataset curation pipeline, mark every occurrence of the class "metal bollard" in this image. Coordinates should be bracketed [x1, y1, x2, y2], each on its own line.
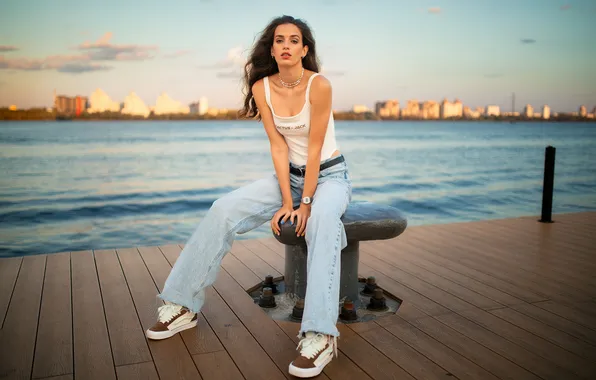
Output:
[539, 146, 556, 223]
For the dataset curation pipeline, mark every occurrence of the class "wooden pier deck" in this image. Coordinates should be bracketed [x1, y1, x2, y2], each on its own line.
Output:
[1, 211, 595, 380]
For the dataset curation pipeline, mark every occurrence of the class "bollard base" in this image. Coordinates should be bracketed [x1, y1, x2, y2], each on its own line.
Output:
[247, 276, 402, 324]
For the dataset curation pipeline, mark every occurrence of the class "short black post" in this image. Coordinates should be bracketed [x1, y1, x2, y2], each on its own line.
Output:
[539, 146, 556, 223]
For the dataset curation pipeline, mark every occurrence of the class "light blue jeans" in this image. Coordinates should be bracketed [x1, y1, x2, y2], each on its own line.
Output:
[159, 155, 352, 338]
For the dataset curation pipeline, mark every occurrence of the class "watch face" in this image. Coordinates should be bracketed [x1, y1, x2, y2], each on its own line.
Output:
[302, 197, 311, 204]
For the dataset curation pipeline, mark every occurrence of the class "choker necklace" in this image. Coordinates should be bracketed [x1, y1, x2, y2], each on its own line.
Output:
[279, 67, 304, 88]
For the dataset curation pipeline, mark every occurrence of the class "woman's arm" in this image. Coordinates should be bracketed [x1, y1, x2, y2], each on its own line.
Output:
[252, 79, 293, 208]
[302, 75, 333, 202]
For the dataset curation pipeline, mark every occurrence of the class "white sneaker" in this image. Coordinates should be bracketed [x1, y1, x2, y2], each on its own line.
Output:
[288, 332, 337, 378]
[146, 302, 197, 340]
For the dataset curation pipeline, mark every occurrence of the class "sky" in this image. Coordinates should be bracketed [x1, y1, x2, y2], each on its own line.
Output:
[1, 0, 595, 113]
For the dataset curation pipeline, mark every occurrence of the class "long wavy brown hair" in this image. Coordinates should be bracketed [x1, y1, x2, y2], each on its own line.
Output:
[239, 15, 321, 120]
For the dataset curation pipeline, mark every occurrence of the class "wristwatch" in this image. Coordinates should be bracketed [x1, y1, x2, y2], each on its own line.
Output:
[301, 196, 312, 205]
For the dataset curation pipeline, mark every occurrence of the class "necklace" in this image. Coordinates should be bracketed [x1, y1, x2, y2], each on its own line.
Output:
[279, 67, 304, 88]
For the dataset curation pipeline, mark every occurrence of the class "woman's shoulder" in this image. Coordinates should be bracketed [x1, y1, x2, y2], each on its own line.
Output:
[308, 72, 332, 101]
[309, 71, 331, 89]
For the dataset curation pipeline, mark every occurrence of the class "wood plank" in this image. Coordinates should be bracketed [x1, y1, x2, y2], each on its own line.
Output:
[220, 251, 262, 290]
[489, 307, 596, 361]
[140, 245, 224, 356]
[36, 375, 73, 380]
[454, 219, 596, 289]
[32, 252, 73, 379]
[457, 308, 596, 379]
[510, 302, 596, 345]
[200, 286, 286, 380]
[242, 238, 286, 274]
[371, 237, 548, 304]
[409, 315, 542, 380]
[348, 320, 453, 380]
[402, 229, 588, 303]
[376, 316, 501, 380]
[0, 256, 22, 329]
[192, 351, 244, 380]
[115, 362, 159, 380]
[360, 252, 477, 312]
[335, 324, 416, 380]
[71, 250, 116, 380]
[358, 260, 451, 317]
[0, 254, 46, 380]
[435, 308, 581, 380]
[365, 237, 527, 307]
[362, 243, 504, 309]
[452, 219, 596, 286]
[94, 249, 152, 366]
[531, 300, 596, 331]
[116, 247, 202, 380]
[230, 240, 282, 279]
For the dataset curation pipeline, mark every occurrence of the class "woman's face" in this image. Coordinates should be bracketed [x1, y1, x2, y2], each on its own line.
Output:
[271, 23, 308, 67]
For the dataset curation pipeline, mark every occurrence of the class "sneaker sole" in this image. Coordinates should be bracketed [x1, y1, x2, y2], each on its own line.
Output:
[288, 354, 332, 378]
[146, 319, 198, 340]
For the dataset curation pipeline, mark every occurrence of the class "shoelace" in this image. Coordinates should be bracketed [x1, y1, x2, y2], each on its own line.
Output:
[158, 303, 183, 323]
[297, 333, 338, 359]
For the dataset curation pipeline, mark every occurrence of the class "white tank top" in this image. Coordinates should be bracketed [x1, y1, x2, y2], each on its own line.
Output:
[264, 73, 339, 166]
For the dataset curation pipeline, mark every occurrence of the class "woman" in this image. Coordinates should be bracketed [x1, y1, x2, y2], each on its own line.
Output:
[146, 15, 352, 378]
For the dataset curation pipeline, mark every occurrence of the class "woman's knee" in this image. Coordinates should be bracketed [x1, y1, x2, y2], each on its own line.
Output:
[209, 193, 238, 220]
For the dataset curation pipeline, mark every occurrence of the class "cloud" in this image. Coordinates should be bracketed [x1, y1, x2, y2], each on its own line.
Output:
[200, 46, 247, 70]
[0, 45, 18, 52]
[320, 67, 346, 77]
[428, 7, 441, 14]
[216, 70, 242, 79]
[163, 49, 193, 59]
[560, 4, 572, 10]
[76, 32, 158, 61]
[57, 62, 112, 73]
[199, 46, 248, 79]
[520, 38, 536, 44]
[484, 73, 504, 79]
[0, 32, 158, 74]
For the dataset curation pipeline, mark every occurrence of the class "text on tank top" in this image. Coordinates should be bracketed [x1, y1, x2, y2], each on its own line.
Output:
[264, 73, 339, 166]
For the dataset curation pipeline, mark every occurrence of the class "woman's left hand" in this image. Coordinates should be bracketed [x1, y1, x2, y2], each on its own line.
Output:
[291, 204, 311, 237]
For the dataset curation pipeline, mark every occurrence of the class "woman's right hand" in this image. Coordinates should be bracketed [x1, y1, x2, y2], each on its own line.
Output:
[271, 204, 294, 235]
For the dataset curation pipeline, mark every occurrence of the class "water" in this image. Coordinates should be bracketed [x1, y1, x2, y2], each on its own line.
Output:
[1, 120, 595, 258]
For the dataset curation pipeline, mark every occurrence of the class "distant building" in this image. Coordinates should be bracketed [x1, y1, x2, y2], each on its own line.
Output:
[400, 100, 420, 119]
[579, 105, 587, 117]
[420, 101, 440, 119]
[154, 93, 190, 115]
[485, 105, 500, 117]
[463, 106, 481, 119]
[88, 88, 121, 113]
[54, 91, 87, 116]
[523, 104, 534, 118]
[121, 92, 150, 117]
[375, 100, 399, 118]
[189, 96, 209, 115]
[352, 105, 369, 113]
[440, 98, 463, 119]
[542, 105, 551, 120]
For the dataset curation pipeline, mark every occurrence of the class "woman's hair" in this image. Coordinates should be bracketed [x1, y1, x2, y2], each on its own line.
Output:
[239, 15, 320, 119]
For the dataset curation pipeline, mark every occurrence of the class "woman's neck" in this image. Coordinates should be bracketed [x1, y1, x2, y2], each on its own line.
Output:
[278, 64, 304, 83]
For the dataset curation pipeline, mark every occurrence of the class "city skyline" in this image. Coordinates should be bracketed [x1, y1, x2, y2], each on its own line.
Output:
[1, 0, 595, 112]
